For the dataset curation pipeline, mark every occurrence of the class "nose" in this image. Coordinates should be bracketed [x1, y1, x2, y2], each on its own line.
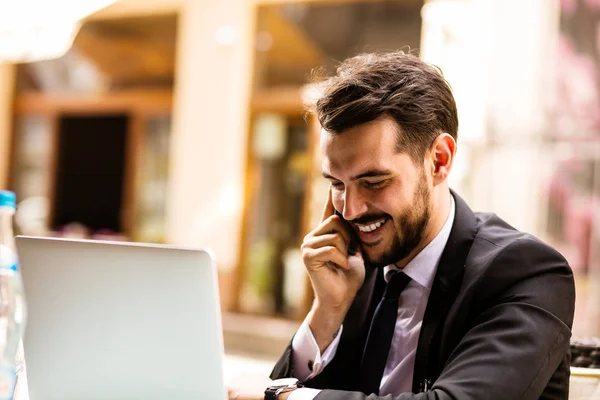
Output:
[342, 187, 368, 221]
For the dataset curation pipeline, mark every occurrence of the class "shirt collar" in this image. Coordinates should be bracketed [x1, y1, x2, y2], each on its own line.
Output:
[384, 195, 455, 291]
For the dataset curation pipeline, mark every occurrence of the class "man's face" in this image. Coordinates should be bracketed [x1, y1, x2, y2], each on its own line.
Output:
[321, 117, 432, 268]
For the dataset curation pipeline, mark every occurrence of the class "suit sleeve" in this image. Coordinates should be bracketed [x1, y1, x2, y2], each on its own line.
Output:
[283, 238, 575, 400]
[271, 342, 295, 380]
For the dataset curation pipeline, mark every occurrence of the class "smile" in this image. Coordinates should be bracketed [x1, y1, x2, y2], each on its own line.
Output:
[356, 219, 387, 233]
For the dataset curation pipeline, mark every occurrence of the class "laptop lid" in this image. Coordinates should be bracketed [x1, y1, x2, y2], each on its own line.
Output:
[15, 236, 226, 400]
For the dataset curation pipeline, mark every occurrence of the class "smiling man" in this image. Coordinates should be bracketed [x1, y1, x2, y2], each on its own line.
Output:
[321, 116, 435, 270]
[227, 52, 575, 400]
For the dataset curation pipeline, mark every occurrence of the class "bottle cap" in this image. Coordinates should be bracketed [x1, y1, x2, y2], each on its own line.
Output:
[0, 191, 16, 209]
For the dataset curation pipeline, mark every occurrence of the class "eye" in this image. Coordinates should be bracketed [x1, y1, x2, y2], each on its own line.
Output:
[331, 181, 344, 190]
[363, 180, 388, 189]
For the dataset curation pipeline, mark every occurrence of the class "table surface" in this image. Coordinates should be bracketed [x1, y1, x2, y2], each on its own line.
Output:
[570, 369, 600, 400]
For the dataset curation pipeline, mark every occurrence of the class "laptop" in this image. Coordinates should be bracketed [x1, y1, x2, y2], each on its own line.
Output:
[15, 236, 227, 400]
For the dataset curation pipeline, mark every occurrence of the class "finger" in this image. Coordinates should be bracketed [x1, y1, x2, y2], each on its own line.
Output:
[320, 186, 335, 222]
[302, 233, 348, 257]
[305, 246, 350, 270]
[316, 246, 350, 270]
[311, 215, 352, 244]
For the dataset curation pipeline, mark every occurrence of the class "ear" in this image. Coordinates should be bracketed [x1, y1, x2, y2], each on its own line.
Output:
[429, 133, 456, 186]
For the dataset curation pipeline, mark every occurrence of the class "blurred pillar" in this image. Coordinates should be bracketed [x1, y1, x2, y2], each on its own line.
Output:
[420, 0, 560, 235]
[0, 64, 15, 189]
[166, 0, 255, 278]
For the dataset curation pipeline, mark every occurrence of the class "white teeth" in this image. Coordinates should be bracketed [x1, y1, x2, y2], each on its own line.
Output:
[357, 219, 386, 233]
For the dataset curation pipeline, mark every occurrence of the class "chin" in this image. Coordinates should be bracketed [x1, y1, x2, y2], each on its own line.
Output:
[362, 237, 414, 269]
[361, 247, 392, 269]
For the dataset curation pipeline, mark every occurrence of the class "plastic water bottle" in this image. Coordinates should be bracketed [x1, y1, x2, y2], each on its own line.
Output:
[0, 191, 26, 399]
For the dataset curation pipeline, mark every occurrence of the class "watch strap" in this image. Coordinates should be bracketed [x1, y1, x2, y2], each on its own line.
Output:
[264, 387, 279, 400]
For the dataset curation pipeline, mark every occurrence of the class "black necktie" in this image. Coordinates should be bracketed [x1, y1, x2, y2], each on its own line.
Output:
[359, 270, 411, 394]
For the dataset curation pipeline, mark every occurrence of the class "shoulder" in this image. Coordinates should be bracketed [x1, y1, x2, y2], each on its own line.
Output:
[463, 212, 574, 322]
[468, 212, 568, 272]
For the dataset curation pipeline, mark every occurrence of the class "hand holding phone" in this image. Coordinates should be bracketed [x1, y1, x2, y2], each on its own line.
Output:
[300, 188, 365, 306]
[301, 188, 366, 351]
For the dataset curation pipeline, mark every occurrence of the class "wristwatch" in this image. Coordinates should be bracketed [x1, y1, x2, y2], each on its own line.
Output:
[264, 378, 302, 400]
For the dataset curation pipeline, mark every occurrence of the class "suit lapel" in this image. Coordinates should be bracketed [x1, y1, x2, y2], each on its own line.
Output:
[412, 191, 478, 392]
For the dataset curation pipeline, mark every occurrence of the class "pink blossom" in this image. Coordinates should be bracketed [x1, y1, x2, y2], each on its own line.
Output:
[556, 36, 600, 133]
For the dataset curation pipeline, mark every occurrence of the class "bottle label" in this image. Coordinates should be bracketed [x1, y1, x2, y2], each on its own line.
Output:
[0, 264, 17, 273]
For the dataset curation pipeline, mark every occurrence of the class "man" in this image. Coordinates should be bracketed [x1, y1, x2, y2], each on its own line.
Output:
[227, 52, 575, 400]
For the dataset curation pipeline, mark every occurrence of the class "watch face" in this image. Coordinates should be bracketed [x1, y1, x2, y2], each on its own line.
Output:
[269, 378, 298, 388]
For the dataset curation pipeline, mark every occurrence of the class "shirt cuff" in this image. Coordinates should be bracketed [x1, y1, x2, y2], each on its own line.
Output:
[291, 318, 343, 381]
[287, 387, 322, 400]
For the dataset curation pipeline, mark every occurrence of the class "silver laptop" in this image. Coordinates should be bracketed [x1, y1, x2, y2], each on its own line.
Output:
[15, 236, 227, 400]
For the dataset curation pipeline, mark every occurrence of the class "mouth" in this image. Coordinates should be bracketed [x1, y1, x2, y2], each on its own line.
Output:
[354, 218, 389, 244]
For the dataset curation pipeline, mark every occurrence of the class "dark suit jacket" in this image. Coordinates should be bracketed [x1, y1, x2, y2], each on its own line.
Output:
[271, 191, 575, 399]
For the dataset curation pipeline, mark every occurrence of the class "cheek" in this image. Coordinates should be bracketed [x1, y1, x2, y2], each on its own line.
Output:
[369, 185, 406, 214]
[372, 185, 419, 224]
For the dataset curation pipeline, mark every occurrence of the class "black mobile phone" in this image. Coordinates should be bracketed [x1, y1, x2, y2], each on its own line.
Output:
[335, 210, 359, 256]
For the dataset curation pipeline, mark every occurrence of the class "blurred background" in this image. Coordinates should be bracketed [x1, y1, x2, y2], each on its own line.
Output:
[1, 0, 599, 386]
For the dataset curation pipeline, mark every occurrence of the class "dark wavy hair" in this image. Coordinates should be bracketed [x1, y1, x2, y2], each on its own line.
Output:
[313, 51, 458, 163]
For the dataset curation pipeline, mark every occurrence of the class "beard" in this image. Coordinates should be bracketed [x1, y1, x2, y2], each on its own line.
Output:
[360, 168, 431, 268]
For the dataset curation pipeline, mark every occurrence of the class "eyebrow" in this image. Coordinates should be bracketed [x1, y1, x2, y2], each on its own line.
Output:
[322, 169, 394, 181]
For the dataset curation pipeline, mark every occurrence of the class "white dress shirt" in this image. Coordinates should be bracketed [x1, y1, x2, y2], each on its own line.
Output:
[288, 198, 455, 400]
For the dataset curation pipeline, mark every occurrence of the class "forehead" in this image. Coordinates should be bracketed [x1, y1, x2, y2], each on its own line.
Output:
[320, 118, 406, 176]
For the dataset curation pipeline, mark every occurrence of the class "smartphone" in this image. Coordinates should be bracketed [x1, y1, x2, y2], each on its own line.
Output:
[335, 210, 359, 256]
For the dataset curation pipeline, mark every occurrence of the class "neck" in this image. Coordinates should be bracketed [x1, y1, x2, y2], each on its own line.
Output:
[394, 187, 452, 269]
